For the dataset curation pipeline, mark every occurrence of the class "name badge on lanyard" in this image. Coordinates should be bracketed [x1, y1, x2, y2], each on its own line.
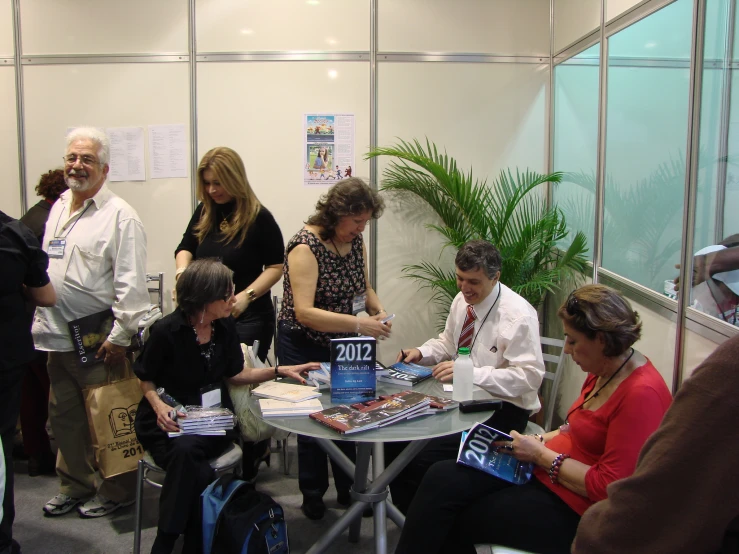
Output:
[352, 292, 367, 315]
[200, 383, 222, 408]
[48, 239, 66, 259]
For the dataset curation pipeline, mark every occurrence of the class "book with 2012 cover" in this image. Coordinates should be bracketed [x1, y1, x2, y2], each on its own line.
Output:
[329, 336, 377, 403]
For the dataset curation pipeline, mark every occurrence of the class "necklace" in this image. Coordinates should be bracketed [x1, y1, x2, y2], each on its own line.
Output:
[219, 214, 230, 232]
[191, 321, 216, 367]
[330, 237, 348, 258]
[564, 347, 635, 424]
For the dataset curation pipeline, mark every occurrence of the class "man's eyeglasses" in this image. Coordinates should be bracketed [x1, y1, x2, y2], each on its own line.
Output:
[63, 154, 102, 167]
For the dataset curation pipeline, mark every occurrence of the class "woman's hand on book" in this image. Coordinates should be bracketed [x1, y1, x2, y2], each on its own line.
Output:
[278, 362, 321, 384]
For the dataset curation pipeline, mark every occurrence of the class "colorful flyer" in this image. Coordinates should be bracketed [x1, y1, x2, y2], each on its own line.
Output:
[304, 113, 355, 186]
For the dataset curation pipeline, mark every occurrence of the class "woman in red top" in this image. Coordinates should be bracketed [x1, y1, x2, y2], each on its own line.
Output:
[394, 284, 672, 554]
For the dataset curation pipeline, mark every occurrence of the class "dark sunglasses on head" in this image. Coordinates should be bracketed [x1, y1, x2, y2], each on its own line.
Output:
[565, 291, 580, 316]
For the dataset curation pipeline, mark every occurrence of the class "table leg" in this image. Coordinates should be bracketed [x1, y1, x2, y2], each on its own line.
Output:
[306, 438, 430, 554]
[372, 443, 388, 554]
[349, 443, 372, 543]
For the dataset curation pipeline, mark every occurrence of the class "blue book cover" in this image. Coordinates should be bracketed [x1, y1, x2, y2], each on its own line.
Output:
[376, 362, 433, 387]
[330, 336, 377, 403]
[456, 422, 533, 485]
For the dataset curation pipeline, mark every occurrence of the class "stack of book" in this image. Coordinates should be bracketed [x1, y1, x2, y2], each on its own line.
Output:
[376, 362, 433, 387]
[310, 390, 435, 434]
[169, 407, 236, 437]
[251, 381, 322, 402]
[259, 398, 323, 418]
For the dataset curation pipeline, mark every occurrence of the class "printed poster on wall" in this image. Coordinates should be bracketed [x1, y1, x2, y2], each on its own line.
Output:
[304, 114, 354, 187]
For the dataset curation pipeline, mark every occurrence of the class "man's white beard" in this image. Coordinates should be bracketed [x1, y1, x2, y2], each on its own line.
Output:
[65, 172, 94, 192]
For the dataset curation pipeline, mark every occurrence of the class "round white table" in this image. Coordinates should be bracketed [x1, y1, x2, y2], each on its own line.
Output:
[248, 379, 498, 554]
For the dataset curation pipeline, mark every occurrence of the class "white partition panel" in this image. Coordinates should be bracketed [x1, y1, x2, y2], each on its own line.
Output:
[0, 67, 20, 217]
[0, 0, 13, 57]
[23, 63, 191, 307]
[196, 60, 370, 301]
[379, 0, 549, 55]
[196, 0, 370, 53]
[20, 0, 188, 55]
[376, 62, 547, 365]
[554, 0, 600, 53]
[607, 0, 646, 22]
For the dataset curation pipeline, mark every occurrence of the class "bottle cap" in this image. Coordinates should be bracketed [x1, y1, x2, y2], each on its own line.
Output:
[457, 347, 471, 355]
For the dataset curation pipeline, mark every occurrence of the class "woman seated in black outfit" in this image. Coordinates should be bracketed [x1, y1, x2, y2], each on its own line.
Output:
[175, 146, 285, 479]
[134, 259, 317, 554]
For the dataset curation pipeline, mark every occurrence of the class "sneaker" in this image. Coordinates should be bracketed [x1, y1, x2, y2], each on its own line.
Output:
[77, 494, 134, 518]
[43, 494, 82, 516]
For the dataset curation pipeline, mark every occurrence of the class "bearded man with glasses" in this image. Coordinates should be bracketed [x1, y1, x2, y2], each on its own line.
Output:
[32, 127, 150, 518]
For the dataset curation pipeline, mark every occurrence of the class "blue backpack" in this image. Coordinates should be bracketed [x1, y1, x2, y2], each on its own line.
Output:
[202, 474, 289, 554]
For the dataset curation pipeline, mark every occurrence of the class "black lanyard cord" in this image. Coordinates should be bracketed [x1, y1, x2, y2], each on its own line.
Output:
[53, 200, 94, 239]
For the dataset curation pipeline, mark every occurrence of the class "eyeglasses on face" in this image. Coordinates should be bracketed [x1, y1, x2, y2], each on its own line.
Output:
[63, 154, 102, 167]
[223, 285, 235, 302]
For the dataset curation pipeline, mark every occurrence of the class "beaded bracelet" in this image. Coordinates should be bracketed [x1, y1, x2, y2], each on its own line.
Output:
[548, 453, 571, 484]
[533, 434, 544, 443]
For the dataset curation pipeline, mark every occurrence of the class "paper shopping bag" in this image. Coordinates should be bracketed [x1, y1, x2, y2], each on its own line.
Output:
[84, 362, 144, 478]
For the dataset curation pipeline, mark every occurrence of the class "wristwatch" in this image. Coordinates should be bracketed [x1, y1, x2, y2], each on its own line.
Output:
[246, 288, 257, 303]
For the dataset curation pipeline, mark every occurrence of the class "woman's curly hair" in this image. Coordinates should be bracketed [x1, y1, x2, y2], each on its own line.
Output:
[306, 177, 384, 240]
[36, 169, 67, 201]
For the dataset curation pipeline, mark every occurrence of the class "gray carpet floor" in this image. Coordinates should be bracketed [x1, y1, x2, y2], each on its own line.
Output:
[11, 434, 402, 554]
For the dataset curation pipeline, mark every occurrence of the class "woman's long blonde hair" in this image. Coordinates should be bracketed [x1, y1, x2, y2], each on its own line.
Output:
[194, 147, 261, 247]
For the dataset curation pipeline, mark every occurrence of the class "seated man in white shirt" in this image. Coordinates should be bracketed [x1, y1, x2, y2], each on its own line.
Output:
[387, 239, 545, 513]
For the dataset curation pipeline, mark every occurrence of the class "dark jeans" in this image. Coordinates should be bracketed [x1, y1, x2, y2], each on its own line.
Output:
[234, 307, 274, 362]
[20, 350, 53, 460]
[0, 365, 25, 550]
[385, 400, 530, 514]
[148, 433, 231, 551]
[276, 322, 355, 500]
[395, 460, 581, 554]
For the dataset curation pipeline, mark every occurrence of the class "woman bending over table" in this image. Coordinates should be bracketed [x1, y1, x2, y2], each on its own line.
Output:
[278, 177, 390, 520]
[395, 284, 672, 554]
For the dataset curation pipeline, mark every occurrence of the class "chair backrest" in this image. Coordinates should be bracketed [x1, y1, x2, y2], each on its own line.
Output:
[539, 336, 566, 432]
[146, 272, 164, 313]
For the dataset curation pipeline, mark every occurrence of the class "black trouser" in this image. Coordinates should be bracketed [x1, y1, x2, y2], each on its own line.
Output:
[276, 323, 355, 500]
[385, 400, 530, 514]
[395, 460, 581, 554]
[148, 434, 231, 553]
[234, 307, 275, 477]
[234, 307, 274, 363]
[0, 365, 25, 551]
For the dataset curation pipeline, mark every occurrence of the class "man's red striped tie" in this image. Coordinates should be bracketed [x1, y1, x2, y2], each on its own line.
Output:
[458, 304, 476, 348]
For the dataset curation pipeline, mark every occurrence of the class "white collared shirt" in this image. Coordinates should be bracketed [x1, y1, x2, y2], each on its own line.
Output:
[32, 184, 149, 351]
[418, 282, 545, 412]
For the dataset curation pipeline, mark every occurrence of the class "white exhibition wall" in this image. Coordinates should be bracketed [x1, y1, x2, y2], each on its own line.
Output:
[0, 2, 18, 218]
[3, 0, 552, 367]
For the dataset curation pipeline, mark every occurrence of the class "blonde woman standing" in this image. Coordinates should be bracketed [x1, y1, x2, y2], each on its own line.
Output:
[175, 147, 284, 479]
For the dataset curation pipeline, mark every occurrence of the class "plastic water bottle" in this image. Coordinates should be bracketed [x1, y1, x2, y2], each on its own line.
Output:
[453, 347, 474, 401]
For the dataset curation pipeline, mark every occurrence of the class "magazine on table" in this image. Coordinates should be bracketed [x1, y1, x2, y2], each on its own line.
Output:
[456, 422, 533, 485]
[259, 397, 323, 417]
[376, 361, 433, 387]
[309, 390, 431, 434]
[251, 381, 321, 403]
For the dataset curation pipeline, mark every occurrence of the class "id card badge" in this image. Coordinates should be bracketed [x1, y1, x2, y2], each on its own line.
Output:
[351, 292, 367, 315]
[200, 383, 222, 408]
[48, 239, 66, 259]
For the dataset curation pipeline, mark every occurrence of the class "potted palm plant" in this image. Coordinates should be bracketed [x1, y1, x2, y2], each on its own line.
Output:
[366, 138, 588, 329]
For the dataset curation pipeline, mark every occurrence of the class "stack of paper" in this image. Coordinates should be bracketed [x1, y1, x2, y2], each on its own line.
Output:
[259, 397, 323, 418]
[251, 381, 322, 403]
[169, 407, 235, 437]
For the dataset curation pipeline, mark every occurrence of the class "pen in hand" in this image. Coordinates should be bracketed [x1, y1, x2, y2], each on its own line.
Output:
[400, 350, 406, 360]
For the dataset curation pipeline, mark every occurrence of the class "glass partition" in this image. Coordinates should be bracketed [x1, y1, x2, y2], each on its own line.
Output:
[601, 0, 693, 294]
[552, 43, 600, 254]
[689, 0, 739, 329]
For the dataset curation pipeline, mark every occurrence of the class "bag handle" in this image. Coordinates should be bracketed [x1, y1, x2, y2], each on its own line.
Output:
[106, 358, 135, 384]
